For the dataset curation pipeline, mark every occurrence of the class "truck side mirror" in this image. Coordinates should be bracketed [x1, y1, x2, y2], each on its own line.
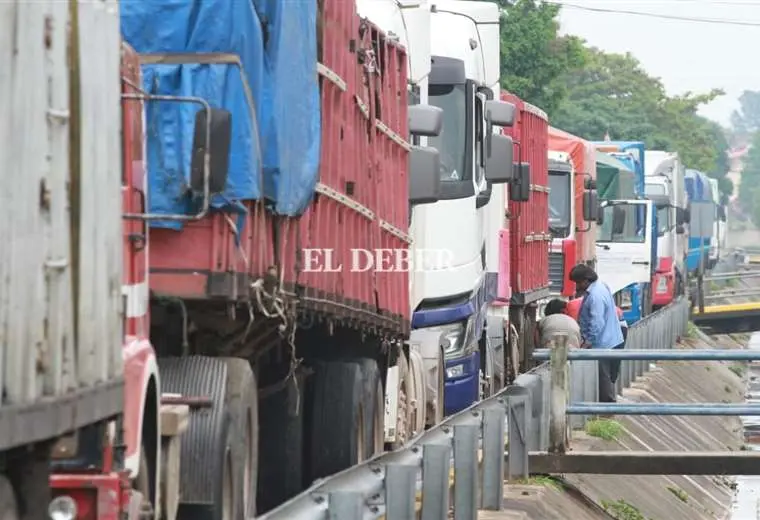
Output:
[484, 134, 514, 184]
[408, 105, 443, 137]
[683, 206, 691, 224]
[584, 177, 596, 190]
[583, 190, 598, 222]
[676, 224, 685, 234]
[484, 99, 516, 127]
[597, 204, 605, 226]
[409, 146, 441, 205]
[612, 206, 626, 235]
[509, 162, 530, 202]
[190, 107, 232, 194]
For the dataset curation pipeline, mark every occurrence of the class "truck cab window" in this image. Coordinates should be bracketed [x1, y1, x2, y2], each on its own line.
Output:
[428, 83, 471, 182]
[548, 171, 571, 238]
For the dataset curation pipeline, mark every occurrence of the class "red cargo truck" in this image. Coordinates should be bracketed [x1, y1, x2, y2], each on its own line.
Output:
[500, 92, 551, 372]
[43, 1, 442, 519]
[547, 127, 599, 297]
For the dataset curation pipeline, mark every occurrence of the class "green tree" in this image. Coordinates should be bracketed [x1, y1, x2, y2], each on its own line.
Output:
[489, 0, 586, 115]
[731, 90, 760, 135]
[551, 47, 730, 196]
[740, 131, 760, 224]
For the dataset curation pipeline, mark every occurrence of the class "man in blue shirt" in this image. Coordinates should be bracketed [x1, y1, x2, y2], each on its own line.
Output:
[569, 264, 625, 404]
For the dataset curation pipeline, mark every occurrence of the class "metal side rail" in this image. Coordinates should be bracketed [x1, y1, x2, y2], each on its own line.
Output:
[528, 323, 760, 476]
[254, 376, 538, 520]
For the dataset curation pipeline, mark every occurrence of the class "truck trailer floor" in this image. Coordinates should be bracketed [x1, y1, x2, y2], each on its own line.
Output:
[477, 333, 747, 520]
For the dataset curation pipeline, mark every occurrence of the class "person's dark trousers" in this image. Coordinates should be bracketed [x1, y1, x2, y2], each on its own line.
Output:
[598, 342, 625, 403]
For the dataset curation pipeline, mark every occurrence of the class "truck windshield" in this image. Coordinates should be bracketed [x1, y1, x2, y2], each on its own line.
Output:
[548, 171, 571, 237]
[429, 84, 468, 181]
[598, 203, 646, 243]
[655, 204, 671, 236]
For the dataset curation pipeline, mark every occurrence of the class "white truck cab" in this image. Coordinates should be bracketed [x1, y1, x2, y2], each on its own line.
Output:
[644, 151, 688, 305]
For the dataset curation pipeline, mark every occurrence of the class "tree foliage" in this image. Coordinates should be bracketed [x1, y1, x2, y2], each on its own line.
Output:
[477, 0, 731, 196]
[739, 131, 760, 225]
[731, 90, 760, 137]
[550, 47, 730, 195]
[489, 0, 586, 115]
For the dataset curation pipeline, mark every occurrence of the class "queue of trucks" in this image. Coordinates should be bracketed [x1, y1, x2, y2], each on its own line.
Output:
[1, 1, 730, 519]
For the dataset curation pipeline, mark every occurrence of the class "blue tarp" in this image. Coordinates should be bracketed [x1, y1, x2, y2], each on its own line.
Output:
[121, 0, 320, 229]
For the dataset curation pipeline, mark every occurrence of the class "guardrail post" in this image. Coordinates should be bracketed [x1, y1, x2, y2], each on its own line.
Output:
[421, 441, 451, 520]
[328, 490, 364, 520]
[482, 404, 506, 510]
[549, 334, 569, 454]
[504, 386, 530, 481]
[453, 421, 479, 520]
[385, 463, 417, 519]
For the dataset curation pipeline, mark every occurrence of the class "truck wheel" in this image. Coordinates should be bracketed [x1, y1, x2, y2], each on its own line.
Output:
[306, 361, 365, 481]
[348, 358, 385, 459]
[10, 443, 49, 520]
[0, 477, 18, 520]
[221, 358, 258, 519]
[392, 354, 414, 448]
[257, 376, 303, 513]
[408, 349, 427, 436]
[160, 356, 241, 520]
[427, 347, 445, 427]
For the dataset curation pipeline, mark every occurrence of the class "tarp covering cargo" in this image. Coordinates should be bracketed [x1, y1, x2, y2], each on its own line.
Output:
[548, 127, 597, 264]
[596, 151, 636, 200]
[121, 0, 320, 228]
[594, 141, 645, 196]
[685, 169, 710, 202]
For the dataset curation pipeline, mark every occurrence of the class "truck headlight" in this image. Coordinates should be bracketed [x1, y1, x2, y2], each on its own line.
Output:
[446, 364, 465, 378]
[440, 322, 466, 359]
[48, 495, 77, 520]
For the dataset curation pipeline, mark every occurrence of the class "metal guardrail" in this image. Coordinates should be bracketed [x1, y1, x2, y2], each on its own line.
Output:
[254, 298, 690, 520]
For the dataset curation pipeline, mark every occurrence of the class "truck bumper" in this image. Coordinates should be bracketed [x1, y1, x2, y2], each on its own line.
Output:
[50, 472, 126, 520]
[444, 351, 480, 416]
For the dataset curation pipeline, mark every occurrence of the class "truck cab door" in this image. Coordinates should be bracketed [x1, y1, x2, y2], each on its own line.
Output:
[596, 200, 654, 296]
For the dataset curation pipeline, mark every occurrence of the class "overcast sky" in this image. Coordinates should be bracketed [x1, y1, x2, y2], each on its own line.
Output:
[555, 0, 760, 128]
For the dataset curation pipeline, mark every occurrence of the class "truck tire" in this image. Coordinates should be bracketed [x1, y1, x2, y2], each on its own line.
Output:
[160, 356, 241, 520]
[257, 375, 304, 513]
[10, 443, 49, 520]
[0, 476, 18, 520]
[350, 358, 385, 459]
[392, 354, 414, 448]
[306, 361, 365, 481]
[221, 358, 258, 519]
[407, 350, 427, 436]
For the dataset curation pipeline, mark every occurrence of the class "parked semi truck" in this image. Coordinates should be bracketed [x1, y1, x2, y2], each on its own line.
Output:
[412, 0, 515, 416]
[1, 2, 125, 518]
[594, 140, 656, 324]
[685, 169, 714, 275]
[547, 128, 600, 298]
[31, 0, 451, 518]
[594, 151, 655, 324]
[498, 94, 550, 376]
[706, 177, 727, 269]
[645, 151, 689, 309]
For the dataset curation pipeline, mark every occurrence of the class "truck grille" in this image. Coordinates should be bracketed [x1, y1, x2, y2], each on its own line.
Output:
[548, 252, 565, 293]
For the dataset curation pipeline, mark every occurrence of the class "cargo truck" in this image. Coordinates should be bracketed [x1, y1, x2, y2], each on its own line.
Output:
[645, 151, 689, 309]
[685, 169, 714, 275]
[0, 2, 125, 518]
[497, 93, 550, 376]
[547, 128, 600, 298]
[411, 0, 516, 416]
[40, 0, 447, 518]
[594, 151, 655, 324]
[593, 140, 656, 324]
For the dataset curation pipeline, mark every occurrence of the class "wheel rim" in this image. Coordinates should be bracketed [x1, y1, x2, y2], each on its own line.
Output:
[396, 366, 409, 445]
[223, 450, 233, 520]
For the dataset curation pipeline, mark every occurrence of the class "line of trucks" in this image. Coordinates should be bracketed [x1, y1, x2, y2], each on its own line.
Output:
[0, 0, 729, 519]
